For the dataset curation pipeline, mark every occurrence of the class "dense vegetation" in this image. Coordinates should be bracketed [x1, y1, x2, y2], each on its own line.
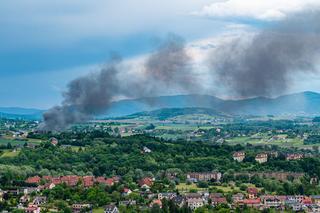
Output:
[0, 132, 319, 184]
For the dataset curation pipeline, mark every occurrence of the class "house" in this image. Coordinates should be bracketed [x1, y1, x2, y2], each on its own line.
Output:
[38, 182, 55, 191]
[104, 205, 119, 213]
[233, 151, 245, 162]
[310, 177, 318, 185]
[209, 193, 222, 200]
[211, 197, 227, 206]
[255, 153, 268, 164]
[25, 204, 41, 213]
[307, 204, 320, 212]
[96, 176, 107, 184]
[61, 175, 80, 186]
[49, 137, 58, 146]
[287, 195, 304, 203]
[158, 192, 177, 200]
[261, 195, 282, 208]
[143, 146, 152, 153]
[72, 204, 91, 213]
[7, 189, 20, 195]
[232, 193, 244, 203]
[119, 200, 136, 206]
[186, 172, 222, 182]
[27, 143, 37, 149]
[82, 176, 94, 188]
[112, 176, 121, 183]
[172, 196, 185, 207]
[285, 200, 302, 211]
[286, 153, 303, 161]
[122, 188, 132, 196]
[139, 177, 153, 189]
[43, 182, 55, 190]
[23, 187, 38, 195]
[25, 176, 41, 185]
[185, 193, 203, 199]
[269, 151, 279, 158]
[150, 199, 162, 208]
[95, 176, 114, 186]
[275, 196, 287, 205]
[247, 187, 258, 199]
[239, 198, 261, 208]
[187, 198, 204, 210]
[51, 177, 62, 185]
[32, 196, 47, 205]
[302, 196, 312, 205]
[311, 195, 320, 205]
[19, 195, 30, 204]
[106, 178, 115, 186]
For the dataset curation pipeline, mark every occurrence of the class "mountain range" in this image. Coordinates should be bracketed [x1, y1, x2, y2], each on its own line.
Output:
[1, 91, 320, 119]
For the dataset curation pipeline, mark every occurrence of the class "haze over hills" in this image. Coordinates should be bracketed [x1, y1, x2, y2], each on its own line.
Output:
[0, 107, 44, 120]
[104, 91, 320, 117]
[119, 107, 229, 120]
[1, 91, 320, 119]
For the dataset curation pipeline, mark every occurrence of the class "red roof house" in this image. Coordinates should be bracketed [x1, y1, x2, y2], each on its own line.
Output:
[139, 177, 153, 188]
[83, 176, 94, 187]
[25, 176, 41, 185]
[240, 198, 261, 208]
[247, 187, 259, 199]
[105, 178, 114, 186]
[61, 175, 79, 186]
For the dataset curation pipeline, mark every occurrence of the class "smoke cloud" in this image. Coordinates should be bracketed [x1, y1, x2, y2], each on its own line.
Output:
[40, 9, 320, 131]
[210, 10, 320, 97]
[40, 34, 195, 131]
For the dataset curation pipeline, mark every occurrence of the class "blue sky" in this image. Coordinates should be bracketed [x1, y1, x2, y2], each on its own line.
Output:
[1, 0, 320, 108]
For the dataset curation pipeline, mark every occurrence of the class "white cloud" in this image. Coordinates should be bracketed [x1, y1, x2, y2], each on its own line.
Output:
[193, 0, 320, 21]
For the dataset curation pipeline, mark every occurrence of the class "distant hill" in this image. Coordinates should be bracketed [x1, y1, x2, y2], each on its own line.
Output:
[121, 107, 228, 120]
[0, 107, 44, 120]
[103, 95, 223, 117]
[1, 91, 320, 119]
[104, 91, 320, 117]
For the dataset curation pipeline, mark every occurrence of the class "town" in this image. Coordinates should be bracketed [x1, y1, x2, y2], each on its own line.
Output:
[1, 122, 320, 212]
[3, 0, 320, 212]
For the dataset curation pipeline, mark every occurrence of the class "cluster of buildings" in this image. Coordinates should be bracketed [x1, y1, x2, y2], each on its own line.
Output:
[186, 172, 222, 183]
[143, 188, 320, 212]
[25, 175, 120, 188]
[1, 171, 320, 213]
[232, 151, 305, 164]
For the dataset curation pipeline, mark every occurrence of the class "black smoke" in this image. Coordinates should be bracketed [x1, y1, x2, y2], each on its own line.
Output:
[40, 9, 320, 131]
[210, 10, 320, 98]
[40, 34, 195, 131]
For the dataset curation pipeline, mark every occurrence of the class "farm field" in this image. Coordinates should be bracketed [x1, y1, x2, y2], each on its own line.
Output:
[1, 150, 20, 158]
[0, 137, 42, 146]
[225, 136, 307, 148]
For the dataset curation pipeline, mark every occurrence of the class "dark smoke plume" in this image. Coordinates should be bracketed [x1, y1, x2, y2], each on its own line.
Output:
[40, 59, 121, 131]
[210, 10, 320, 97]
[40, 34, 195, 131]
[145, 34, 197, 91]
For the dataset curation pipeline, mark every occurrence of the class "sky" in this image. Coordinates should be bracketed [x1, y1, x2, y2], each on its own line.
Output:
[1, 0, 320, 109]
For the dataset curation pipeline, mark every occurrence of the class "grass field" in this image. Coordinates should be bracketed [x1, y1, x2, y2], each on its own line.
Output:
[0, 137, 43, 146]
[1, 150, 20, 158]
[176, 183, 207, 191]
[226, 136, 307, 148]
[92, 208, 104, 213]
[214, 185, 240, 193]
[0, 138, 27, 146]
[176, 183, 245, 193]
